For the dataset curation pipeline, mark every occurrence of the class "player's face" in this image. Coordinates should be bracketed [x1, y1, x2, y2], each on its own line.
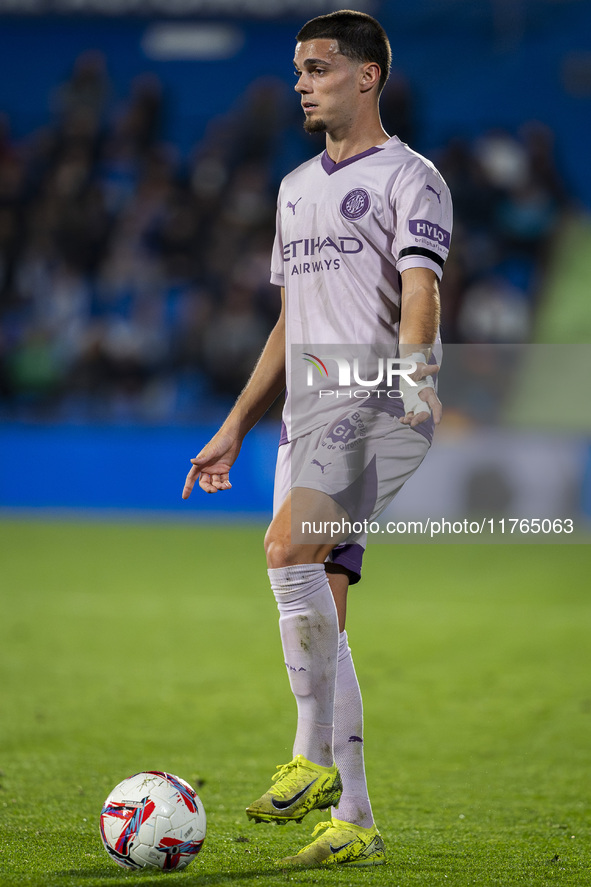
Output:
[293, 39, 363, 135]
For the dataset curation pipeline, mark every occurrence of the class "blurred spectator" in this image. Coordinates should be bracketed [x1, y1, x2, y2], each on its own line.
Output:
[0, 53, 573, 424]
[379, 71, 416, 147]
[51, 50, 111, 124]
[438, 125, 569, 344]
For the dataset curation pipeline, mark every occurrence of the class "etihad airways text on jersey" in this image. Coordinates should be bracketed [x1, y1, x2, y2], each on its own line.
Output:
[283, 235, 363, 260]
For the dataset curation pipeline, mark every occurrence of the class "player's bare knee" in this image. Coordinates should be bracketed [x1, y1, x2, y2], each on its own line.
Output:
[264, 528, 297, 568]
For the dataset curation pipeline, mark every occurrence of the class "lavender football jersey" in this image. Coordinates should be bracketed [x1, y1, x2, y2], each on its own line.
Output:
[271, 136, 452, 442]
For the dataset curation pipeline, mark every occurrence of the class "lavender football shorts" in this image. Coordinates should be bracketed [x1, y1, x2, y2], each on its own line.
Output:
[272, 406, 430, 583]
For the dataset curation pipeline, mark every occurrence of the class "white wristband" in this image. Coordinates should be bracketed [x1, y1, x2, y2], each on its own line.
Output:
[399, 352, 433, 415]
[406, 351, 428, 368]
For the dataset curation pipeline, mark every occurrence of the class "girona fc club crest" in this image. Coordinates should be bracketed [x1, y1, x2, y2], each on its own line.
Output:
[322, 410, 368, 451]
[340, 188, 371, 221]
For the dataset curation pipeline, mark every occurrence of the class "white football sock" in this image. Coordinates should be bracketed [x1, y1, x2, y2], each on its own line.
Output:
[268, 563, 339, 768]
[331, 630, 374, 828]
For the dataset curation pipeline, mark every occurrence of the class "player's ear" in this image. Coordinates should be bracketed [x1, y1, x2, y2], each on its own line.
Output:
[359, 62, 380, 93]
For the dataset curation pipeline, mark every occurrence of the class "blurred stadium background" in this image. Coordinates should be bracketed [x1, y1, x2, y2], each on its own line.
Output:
[0, 0, 590, 524]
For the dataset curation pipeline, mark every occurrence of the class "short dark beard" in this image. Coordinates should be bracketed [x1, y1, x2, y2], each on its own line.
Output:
[303, 117, 327, 134]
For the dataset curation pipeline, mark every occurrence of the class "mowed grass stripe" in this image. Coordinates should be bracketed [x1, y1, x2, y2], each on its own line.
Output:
[1, 520, 589, 885]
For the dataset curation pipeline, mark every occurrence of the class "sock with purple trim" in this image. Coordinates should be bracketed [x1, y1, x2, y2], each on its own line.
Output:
[268, 563, 339, 768]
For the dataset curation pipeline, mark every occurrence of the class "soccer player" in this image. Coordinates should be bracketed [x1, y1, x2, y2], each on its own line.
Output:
[182, 9, 452, 867]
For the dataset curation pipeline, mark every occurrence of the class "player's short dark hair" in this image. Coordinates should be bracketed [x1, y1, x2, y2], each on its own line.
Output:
[296, 10, 392, 94]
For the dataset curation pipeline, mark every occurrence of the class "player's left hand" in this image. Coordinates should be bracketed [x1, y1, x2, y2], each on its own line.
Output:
[399, 361, 442, 427]
[182, 430, 241, 498]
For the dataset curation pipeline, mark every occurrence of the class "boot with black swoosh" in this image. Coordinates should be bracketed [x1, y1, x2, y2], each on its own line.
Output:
[277, 817, 386, 866]
[246, 755, 342, 824]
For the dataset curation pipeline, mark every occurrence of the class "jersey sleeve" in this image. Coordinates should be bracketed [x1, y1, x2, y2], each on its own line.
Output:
[391, 161, 453, 280]
[270, 195, 285, 287]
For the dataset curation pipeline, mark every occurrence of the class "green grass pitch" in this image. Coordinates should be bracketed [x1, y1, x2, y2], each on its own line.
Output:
[0, 519, 590, 886]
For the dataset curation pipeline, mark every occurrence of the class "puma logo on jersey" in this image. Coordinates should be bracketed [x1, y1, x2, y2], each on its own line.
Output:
[287, 197, 302, 214]
[426, 184, 442, 203]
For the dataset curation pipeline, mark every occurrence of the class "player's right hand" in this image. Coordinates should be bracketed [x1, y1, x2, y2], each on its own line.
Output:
[182, 432, 241, 498]
[399, 359, 442, 427]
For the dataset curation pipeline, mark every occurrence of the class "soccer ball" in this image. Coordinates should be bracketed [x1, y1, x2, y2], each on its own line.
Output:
[99, 770, 206, 871]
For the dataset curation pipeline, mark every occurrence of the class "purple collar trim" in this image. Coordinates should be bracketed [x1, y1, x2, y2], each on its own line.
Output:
[321, 145, 384, 175]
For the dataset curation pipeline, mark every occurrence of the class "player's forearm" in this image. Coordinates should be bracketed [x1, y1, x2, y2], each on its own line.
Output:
[221, 315, 286, 440]
[399, 268, 441, 359]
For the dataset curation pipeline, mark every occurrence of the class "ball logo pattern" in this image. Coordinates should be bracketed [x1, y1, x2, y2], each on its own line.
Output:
[100, 771, 206, 871]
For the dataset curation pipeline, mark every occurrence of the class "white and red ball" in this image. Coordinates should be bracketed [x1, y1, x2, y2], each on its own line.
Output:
[100, 771, 206, 871]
